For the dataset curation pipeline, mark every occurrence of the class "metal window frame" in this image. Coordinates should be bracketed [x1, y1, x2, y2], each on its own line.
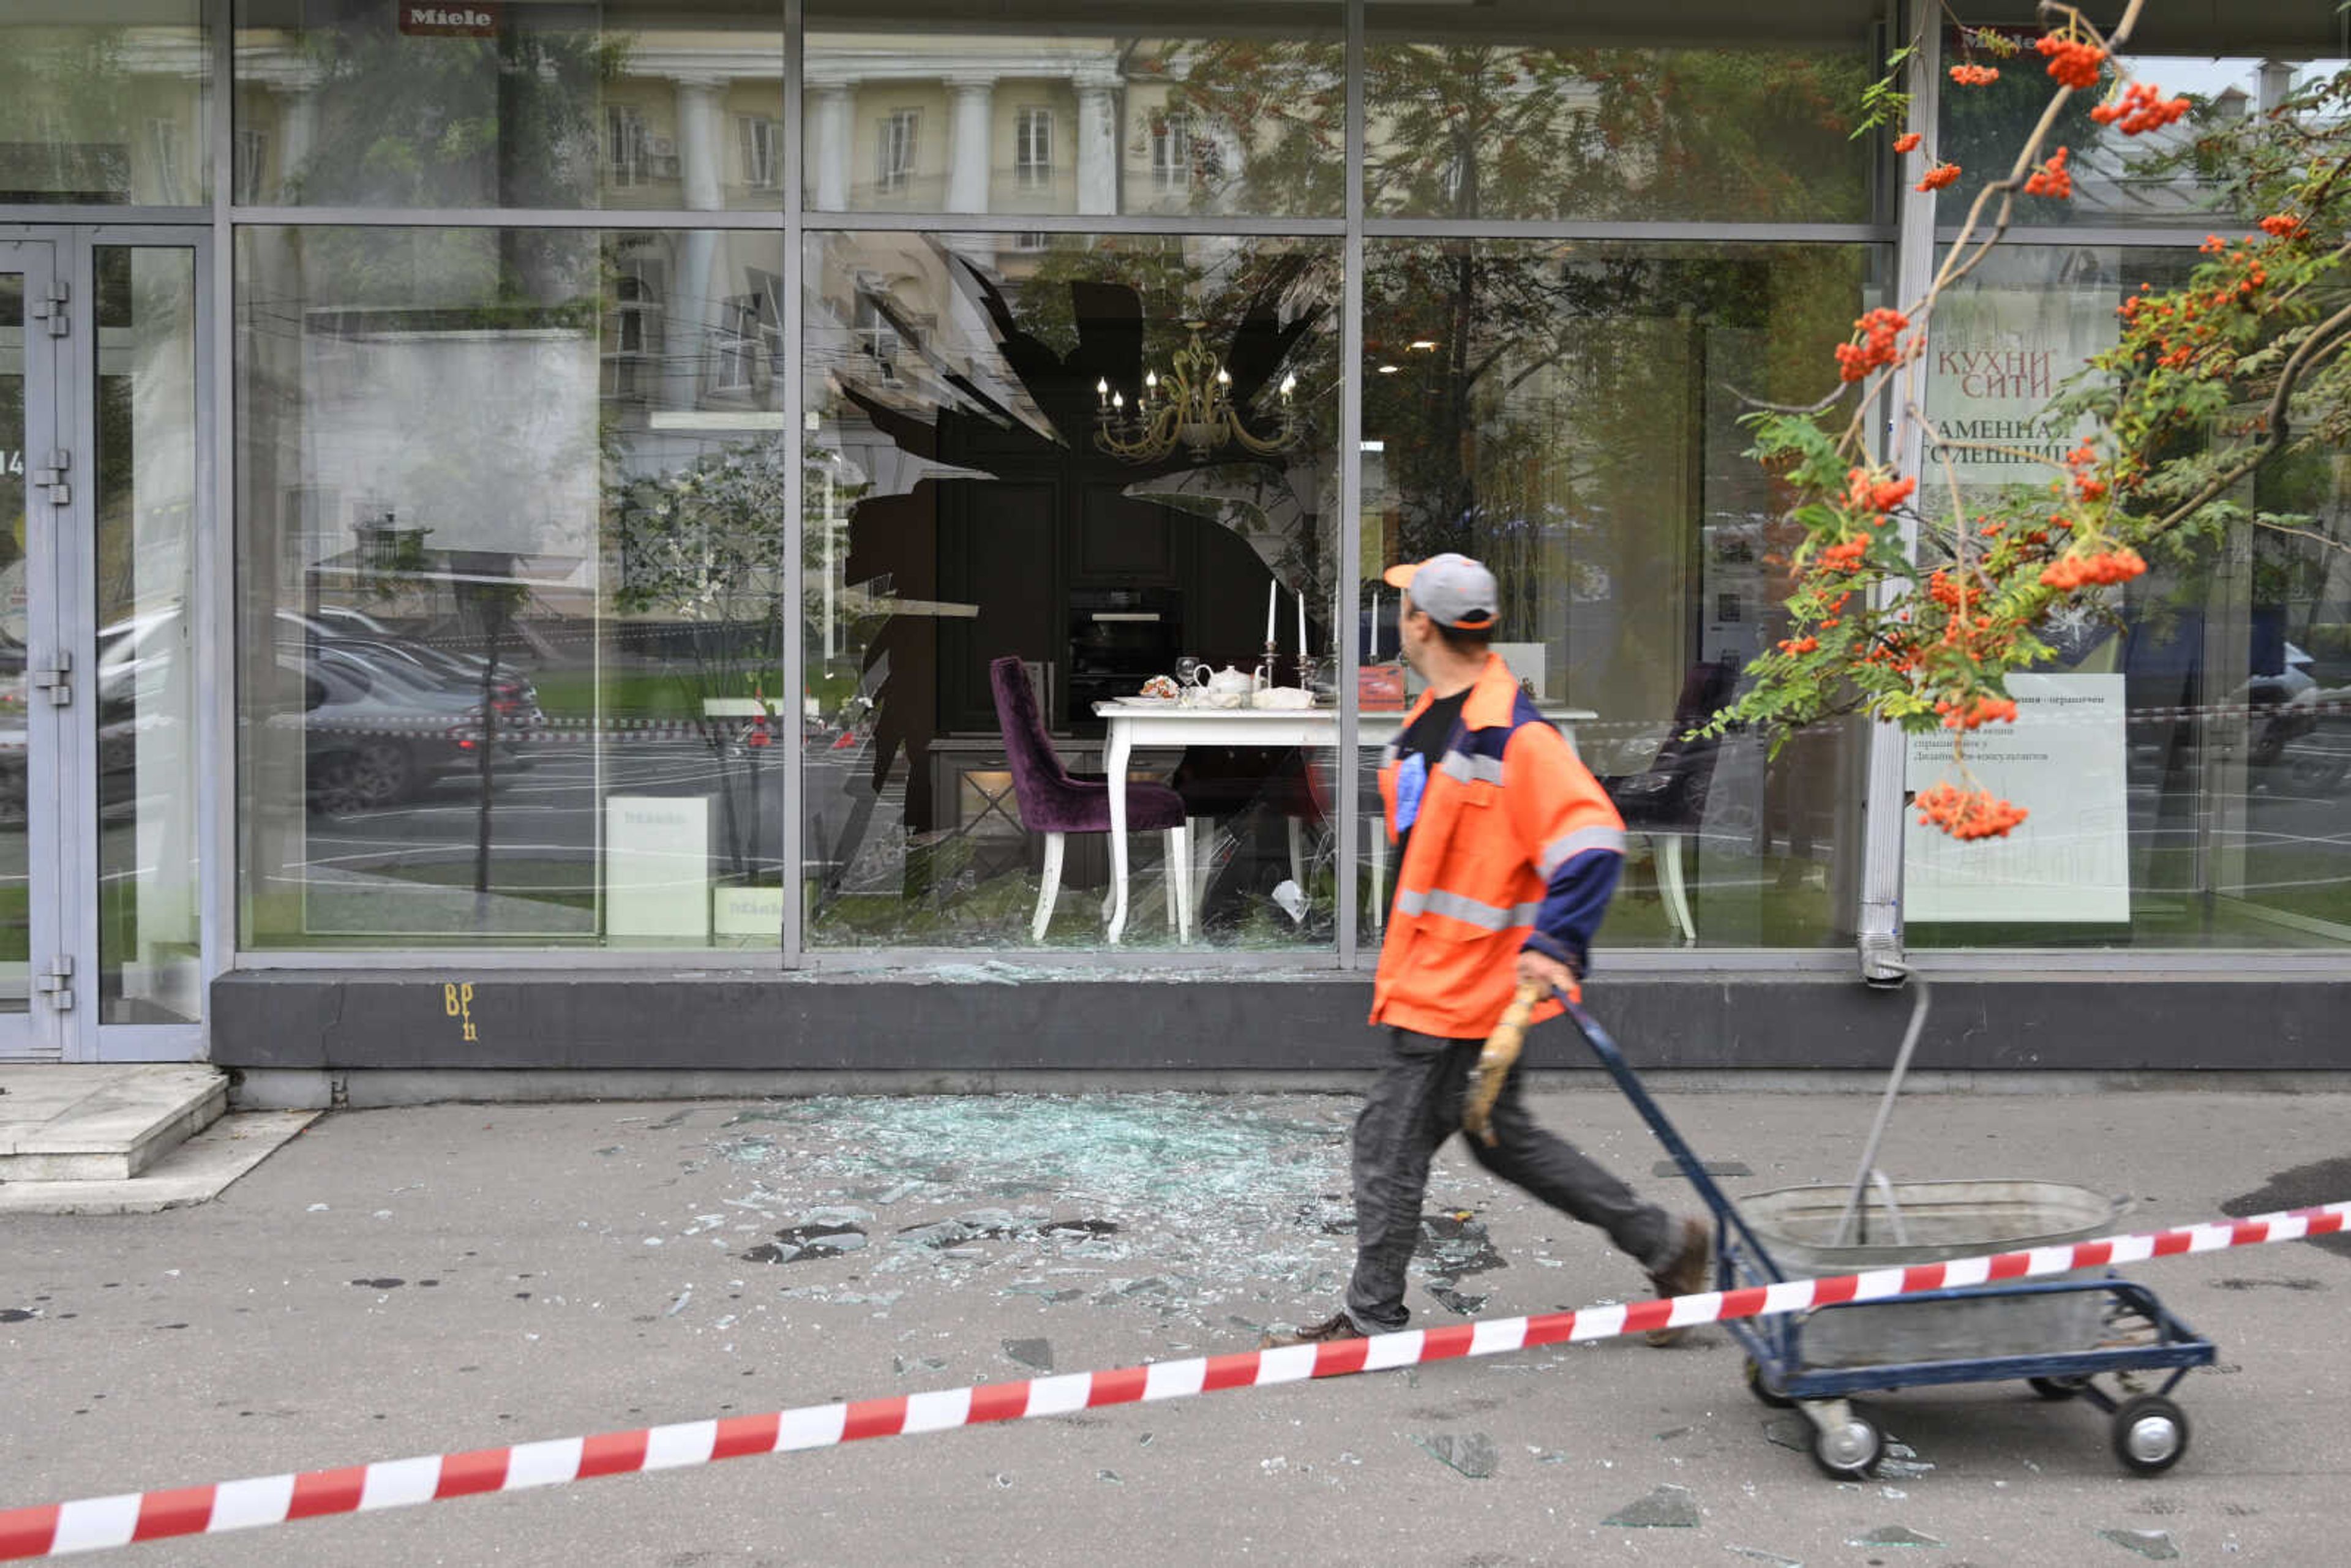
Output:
[1856, 4, 1943, 980]
[114, 0, 2337, 987]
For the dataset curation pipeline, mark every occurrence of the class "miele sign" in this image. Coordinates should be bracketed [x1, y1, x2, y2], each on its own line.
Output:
[399, 2, 501, 36]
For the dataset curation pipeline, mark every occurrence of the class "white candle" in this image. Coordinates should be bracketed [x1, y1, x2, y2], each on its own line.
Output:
[1266, 579, 1277, 644]
[1297, 588, 1308, 659]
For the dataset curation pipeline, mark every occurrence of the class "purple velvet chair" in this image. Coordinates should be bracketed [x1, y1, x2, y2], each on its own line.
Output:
[989, 656, 1191, 943]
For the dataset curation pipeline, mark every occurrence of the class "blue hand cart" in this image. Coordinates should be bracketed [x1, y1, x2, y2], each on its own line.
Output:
[1559, 989, 2217, 1480]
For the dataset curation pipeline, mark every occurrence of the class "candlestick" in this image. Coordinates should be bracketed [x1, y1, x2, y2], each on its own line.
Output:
[1265, 580, 1277, 645]
[1297, 588, 1308, 659]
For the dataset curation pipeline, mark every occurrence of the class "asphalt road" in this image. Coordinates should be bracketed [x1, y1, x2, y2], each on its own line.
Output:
[7, 1078, 2349, 1565]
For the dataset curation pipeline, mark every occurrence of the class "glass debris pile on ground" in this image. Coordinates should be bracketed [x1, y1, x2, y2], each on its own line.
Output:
[681, 1092, 1582, 1336]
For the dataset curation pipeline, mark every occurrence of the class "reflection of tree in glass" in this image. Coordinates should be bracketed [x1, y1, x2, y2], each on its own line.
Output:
[288, 11, 624, 208]
[606, 433, 793, 879]
[1362, 243, 1861, 681]
[0, 32, 141, 201]
[1165, 38, 1870, 222]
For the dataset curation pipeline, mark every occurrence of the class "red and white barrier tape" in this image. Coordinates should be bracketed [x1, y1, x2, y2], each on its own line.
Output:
[3, 1198, 2343, 1561]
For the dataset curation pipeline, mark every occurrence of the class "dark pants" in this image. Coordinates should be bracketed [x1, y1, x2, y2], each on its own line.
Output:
[1344, 1026, 1676, 1334]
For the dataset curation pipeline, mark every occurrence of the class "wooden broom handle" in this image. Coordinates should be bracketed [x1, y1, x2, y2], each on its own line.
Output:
[1463, 981, 1545, 1146]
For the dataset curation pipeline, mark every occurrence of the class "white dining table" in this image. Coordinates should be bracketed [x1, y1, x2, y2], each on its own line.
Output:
[1093, 700, 1594, 943]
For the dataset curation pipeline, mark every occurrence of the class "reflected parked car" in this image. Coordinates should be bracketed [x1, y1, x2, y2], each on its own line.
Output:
[290, 648, 533, 815]
[273, 609, 542, 716]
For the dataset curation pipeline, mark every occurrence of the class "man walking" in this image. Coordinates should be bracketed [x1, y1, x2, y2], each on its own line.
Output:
[1283, 553, 1709, 1347]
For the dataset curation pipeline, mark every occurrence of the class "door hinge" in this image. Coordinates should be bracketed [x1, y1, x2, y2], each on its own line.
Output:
[36, 956, 73, 1011]
[32, 448, 70, 506]
[29, 279, 67, 337]
[30, 651, 70, 707]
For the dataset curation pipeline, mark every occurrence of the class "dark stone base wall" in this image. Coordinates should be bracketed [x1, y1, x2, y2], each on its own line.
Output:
[211, 970, 2350, 1073]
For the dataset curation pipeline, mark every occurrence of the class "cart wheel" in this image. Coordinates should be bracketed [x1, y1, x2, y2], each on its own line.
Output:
[2029, 1376, 2087, 1401]
[2112, 1394, 2189, 1476]
[1810, 1411, 1884, 1480]
[1744, 1356, 1797, 1409]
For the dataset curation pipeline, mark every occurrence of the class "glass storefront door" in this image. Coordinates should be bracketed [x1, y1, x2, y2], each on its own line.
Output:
[0, 230, 205, 1060]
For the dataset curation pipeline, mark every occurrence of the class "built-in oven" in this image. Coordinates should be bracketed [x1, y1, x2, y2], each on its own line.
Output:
[1066, 587, 1180, 726]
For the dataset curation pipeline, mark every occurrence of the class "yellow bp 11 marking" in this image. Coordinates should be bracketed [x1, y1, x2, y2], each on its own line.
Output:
[443, 982, 478, 1043]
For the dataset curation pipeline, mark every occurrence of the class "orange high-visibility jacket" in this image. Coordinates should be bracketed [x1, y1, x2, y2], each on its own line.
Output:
[1371, 655, 1627, 1040]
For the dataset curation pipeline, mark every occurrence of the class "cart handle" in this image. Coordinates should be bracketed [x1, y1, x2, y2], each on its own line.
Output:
[1553, 989, 1787, 1285]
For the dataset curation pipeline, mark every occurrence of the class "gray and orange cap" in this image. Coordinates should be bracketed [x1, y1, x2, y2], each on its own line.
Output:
[1384, 553, 1499, 632]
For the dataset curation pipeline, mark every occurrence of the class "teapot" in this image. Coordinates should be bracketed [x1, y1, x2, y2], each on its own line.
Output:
[1192, 663, 1254, 707]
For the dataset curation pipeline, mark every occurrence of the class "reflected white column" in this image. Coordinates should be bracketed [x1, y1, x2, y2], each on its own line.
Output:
[1075, 78, 1117, 215]
[946, 75, 996, 213]
[272, 84, 320, 203]
[673, 75, 728, 212]
[672, 75, 729, 412]
[808, 83, 854, 209]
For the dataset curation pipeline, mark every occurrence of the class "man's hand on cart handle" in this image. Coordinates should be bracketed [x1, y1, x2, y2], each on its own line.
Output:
[1515, 949, 1580, 1002]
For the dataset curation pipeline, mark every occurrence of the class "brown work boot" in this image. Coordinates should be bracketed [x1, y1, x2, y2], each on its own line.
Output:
[1643, 1215, 1713, 1347]
[1261, 1310, 1365, 1349]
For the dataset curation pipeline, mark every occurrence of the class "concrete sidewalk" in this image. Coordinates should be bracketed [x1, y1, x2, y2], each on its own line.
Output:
[5, 1080, 2347, 1566]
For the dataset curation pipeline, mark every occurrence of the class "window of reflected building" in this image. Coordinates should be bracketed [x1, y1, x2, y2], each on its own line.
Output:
[804, 1, 1344, 217]
[232, 0, 785, 211]
[0, 1, 209, 206]
[236, 226, 792, 948]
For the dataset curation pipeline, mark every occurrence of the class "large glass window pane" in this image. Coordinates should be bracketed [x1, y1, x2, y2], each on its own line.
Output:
[96, 247, 201, 1022]
[804, 2, 1343, 217]
[233, 1, 783, 211]
[237, 226, 790, 950]
[1935, 12, 2345, 230]
[0, 2, 208, 206]
[1911, 245, 2351, 951]
[804, 231, 1339, 949]
[1359, 239, 1884, 950]
[1362, 2, 1881, 223]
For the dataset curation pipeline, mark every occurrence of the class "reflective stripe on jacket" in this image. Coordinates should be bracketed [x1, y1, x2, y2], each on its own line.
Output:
[1370, 655, 1627, 1039]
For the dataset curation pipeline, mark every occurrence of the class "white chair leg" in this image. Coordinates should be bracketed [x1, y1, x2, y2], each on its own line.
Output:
[1655, 832, 1696, 944]
[1161, 826, 1181, 940]
[1032, 832, 1065, 944]
[1163, 825, 1193, 944]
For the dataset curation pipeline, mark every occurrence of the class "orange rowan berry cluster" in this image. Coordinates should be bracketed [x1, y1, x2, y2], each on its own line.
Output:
[1893, 132, 1922, 154]
[1776, 635, 1819, 655]
[2063, 441, 2108, 501]
[1949, 63, 2001, 86]
[1937, 694, 2020, 730]
[2023, 146, 2072, 199]
[2090, 81, 2191, 135]
[2039, 546, 2147, 590]
[1915, 782, 2029, 841]
[1843, 466, 1916, 515]
[2036, 34, 2107, 90]
[1816, 537, 1870, 571]
[1915, 162, 1962, 193]
[2259, 212, 2306, 238]
[1834, 308, 1911, 382]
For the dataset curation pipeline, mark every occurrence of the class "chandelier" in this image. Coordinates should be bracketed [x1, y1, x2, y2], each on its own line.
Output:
[1093, 323, 1300, 463]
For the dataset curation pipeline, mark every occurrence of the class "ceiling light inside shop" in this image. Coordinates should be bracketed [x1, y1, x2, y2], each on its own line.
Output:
[1376, 364, 1400, 373]
[1408, 340, 1438, 351]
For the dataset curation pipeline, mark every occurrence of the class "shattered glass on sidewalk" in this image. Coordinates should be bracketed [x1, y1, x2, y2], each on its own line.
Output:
[688, 1092, 1539, 1335]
